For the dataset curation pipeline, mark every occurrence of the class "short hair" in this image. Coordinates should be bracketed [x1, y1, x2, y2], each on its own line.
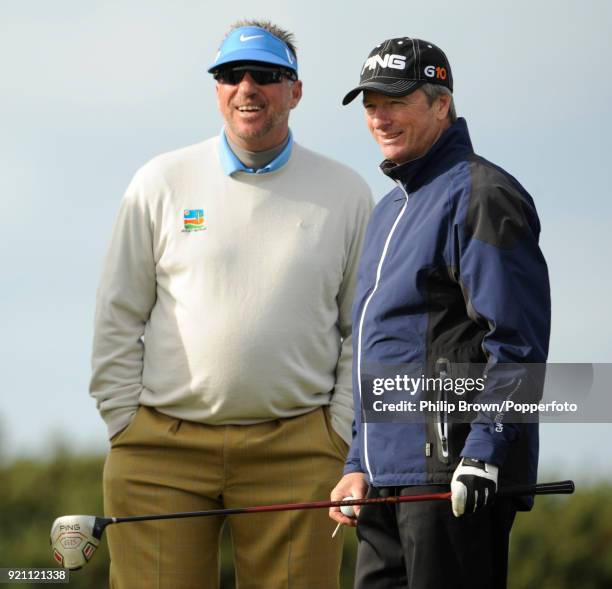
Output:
[227, 20, 297, 61]
[420, 83, 457, 123]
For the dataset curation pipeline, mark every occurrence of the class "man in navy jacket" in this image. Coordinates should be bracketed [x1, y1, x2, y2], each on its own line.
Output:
[330, 38, 551, 589]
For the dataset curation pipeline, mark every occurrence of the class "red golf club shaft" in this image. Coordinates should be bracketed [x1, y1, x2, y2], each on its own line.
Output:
[111, 480, 574, 526]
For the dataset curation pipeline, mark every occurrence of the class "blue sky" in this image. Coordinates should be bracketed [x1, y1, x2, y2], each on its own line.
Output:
[1, 0, 611, 483]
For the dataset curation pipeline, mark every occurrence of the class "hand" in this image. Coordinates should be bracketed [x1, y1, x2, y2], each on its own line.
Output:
[329, 472, 367, 527]
[451, 458, 498, 517]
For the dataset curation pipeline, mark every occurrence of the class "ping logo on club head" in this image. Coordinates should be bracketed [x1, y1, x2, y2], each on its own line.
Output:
[59, 523, 81, 531]
[424, 65, 447, 80]
[362, 54, 406, 74]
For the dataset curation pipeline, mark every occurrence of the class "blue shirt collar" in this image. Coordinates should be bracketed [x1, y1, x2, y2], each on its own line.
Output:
[219, 129, 293, 176]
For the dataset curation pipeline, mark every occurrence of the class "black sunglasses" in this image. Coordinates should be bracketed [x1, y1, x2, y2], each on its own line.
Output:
[213, 65, 297, 86]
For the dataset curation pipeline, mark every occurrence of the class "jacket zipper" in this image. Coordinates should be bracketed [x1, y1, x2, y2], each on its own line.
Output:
[435, 357, 450, 463]
[357, 182, 409, 484]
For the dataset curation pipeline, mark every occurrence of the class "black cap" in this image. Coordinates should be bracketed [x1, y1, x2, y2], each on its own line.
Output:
[342, 38, 453, 105]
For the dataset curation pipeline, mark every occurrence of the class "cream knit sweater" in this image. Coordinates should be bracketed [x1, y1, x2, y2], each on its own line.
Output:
[90, 137, 373, 443]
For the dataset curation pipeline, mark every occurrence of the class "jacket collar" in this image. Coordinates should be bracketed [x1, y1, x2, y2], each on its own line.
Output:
[380, 118, 474, 193]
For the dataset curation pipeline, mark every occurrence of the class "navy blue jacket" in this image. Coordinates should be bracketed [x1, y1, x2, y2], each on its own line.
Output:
[344, 119, 550, 508]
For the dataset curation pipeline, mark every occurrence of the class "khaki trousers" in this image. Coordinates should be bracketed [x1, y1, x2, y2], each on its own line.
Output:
[103, 405, 348, 589]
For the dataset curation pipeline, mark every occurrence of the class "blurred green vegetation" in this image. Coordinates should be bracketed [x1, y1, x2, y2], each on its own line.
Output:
[0, 452, 610, 588]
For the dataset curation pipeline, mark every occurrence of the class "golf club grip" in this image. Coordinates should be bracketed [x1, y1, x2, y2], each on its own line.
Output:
[496, 480, 575, 497]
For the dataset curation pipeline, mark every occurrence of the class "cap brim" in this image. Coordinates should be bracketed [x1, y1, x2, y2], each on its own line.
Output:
[208, 48, 296, 73]
[342, 80, 423, 105]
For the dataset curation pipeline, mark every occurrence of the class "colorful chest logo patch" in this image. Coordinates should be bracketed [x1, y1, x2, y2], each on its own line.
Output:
[182, 209, 206, 232]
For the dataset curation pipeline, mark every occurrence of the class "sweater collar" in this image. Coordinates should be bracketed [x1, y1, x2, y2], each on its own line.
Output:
[380, 118, 474, 192]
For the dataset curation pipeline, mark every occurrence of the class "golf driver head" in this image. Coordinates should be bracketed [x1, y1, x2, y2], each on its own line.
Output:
[50, 515, 103, 570]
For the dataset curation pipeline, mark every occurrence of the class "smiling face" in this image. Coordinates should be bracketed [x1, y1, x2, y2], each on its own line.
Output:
[216, 69, 302, 152]
[363, 89, 451, 165]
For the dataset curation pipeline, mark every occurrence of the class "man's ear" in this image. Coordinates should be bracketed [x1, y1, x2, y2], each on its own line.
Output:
[435, 92, 451, 121]
[215, 83, 222, 110]
[289, 80, 303, 109]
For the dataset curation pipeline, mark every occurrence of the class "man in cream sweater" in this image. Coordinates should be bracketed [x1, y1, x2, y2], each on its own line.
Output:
[90, 19, 372, 589]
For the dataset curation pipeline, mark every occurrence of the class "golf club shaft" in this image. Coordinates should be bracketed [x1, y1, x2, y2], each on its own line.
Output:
[110, 480, 574, 526]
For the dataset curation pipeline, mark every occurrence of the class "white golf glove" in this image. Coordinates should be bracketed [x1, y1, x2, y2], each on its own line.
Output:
[451, 458, 498, 517]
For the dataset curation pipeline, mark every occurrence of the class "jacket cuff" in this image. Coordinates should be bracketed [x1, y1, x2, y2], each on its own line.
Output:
[343, 462, 364, 475]
[461, 427, 513, 467]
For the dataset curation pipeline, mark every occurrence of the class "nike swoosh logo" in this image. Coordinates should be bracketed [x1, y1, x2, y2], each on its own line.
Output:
[240, 34, 263, 42]
[285, 48, 294, 64]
